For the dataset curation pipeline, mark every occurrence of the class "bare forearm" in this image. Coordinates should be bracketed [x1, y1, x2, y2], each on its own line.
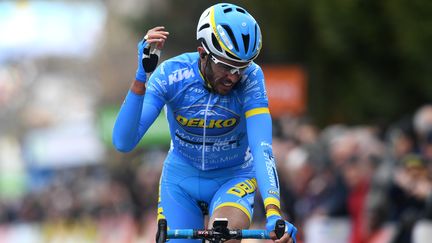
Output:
[130, 80, 146, 95]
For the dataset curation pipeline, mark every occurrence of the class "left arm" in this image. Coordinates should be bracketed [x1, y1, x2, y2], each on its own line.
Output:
[241, 65, 297, 242]
[246, 111, 297, 242]
[246, 109, 280, 212]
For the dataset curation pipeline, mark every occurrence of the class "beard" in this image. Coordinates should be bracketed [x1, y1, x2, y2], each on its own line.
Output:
[203, 60, 240, 95]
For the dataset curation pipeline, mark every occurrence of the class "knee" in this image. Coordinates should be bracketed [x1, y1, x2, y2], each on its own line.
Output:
[209, 206, 250, 230]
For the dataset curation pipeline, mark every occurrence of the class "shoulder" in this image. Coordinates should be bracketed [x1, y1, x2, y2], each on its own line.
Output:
[159, 52, 199, 72]
[238, 63, 265, 91]
[235, 63, 268, 107]
[244, 62, 264, 80]
[147, 52, 200, 97]
[153, 52, 199, 82]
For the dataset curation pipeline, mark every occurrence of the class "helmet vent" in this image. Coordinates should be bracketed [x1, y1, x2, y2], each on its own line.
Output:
[252, 25, 258, 51]
[236, 8, 246, 14]
[242, 34, 250, 53]
[211, 33, 223, 52]
[200, 39, 210, 52]
[225, 51, 241, 61]
[199, 23, 210, 32]
[223, 8, 233, 13]
[221, 25, 239, 52]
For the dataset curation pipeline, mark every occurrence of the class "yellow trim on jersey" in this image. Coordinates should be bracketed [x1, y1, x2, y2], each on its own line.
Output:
[266, 208, 281, 218]
[198, 68, 213, 90]
[209, 7, 236, 57]
[157, 207, 166, 221]
[215, 202, 252, 222]
[245, 107, 270, 118]
[199, 69, 205, 80]
[158, 177, 162, 203]
[264, 197, 281, 209]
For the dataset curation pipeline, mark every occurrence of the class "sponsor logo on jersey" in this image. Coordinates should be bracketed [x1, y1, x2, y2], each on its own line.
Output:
[264, 150, 278, 188]
[168, 68, 195, 85]
[268, 189, 280, 197]
[188, 86, 205, 94]
[174, 105, 240, 136]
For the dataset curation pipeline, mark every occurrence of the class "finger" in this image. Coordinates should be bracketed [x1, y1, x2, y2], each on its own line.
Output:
[150, 30, 169, 35]
[146, 39, 166, 50]
[269, 231, 277, 241]
[150, 26, 166, 31]
[146, 33, 169, 42]
[274, 233, 290, 243]
[156, 31, 170, 36]
[146, 33, 169, 40]
[146, 39, 165, 45]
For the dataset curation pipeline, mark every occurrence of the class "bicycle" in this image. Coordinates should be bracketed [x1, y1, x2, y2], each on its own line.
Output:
[156, 218, 286, 243]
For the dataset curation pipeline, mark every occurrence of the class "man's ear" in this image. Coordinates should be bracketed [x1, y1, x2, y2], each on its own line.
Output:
[197, 46, 207, 59]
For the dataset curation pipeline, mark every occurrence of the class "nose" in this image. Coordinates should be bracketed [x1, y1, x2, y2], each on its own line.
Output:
[225, 72, 241, 84]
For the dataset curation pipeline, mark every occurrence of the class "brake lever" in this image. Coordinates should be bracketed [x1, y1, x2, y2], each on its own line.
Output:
[275, 219, 286, 239]
[156, 218, 167, 243]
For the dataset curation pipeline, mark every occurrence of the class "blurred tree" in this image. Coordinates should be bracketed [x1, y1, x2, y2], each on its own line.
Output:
[126, 0, 432, 127]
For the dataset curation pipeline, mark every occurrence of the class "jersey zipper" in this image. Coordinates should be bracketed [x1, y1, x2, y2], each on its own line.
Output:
[201, 93, 212, 170]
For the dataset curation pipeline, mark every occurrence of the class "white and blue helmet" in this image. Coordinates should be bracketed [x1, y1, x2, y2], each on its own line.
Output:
[196, 3, 262, 65]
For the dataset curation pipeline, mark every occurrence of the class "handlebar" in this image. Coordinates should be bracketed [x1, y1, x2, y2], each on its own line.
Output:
[156, 218, 286, 242]
[166, 228, 270, 240]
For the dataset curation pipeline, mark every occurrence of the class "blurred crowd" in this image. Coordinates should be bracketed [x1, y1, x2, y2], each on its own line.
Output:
[1, 104, 432, 243]
[272, 104, 432, 243]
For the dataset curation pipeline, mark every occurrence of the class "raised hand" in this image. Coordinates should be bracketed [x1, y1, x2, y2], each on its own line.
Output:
[135, 26, 169, 81]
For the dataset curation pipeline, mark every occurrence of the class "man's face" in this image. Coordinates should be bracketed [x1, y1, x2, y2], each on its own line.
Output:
[203, 52, 250, 95]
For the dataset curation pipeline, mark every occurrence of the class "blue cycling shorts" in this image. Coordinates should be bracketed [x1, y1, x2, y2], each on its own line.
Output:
[157, 151, 256, 242]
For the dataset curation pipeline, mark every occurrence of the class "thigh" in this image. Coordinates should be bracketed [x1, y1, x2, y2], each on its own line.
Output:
[209, 177, 256, 227]
[157, 164, 204, 243]
[159, 176, 204, 242]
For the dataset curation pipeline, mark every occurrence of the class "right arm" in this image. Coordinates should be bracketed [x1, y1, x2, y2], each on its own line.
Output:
[112, 81, 163, 152]
[112, 27, 169, 152]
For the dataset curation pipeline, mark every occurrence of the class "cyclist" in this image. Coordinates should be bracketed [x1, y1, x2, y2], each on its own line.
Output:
[113, 3, 297, 243]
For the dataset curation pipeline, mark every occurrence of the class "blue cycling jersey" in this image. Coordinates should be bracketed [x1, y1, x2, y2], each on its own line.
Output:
[146, 52, 268, 170]
[113, 51, 281, 211]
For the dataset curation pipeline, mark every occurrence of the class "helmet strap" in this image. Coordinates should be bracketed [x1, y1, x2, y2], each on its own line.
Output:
[198, 55, 216, 92]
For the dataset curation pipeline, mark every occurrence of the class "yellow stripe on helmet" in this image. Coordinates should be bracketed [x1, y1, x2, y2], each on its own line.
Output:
[209, 7, 237, 57]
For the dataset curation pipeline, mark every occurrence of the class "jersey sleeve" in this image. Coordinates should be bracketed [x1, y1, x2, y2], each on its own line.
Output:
[242, 65, 282, 210]
[246, 113, 281, 210]
[112, 62, 168, 152]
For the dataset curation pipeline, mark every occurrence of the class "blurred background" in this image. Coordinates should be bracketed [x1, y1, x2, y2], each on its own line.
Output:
[1, 0, 432, 242]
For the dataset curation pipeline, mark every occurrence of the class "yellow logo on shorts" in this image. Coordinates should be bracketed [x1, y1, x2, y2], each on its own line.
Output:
[227, 178, 257, 197]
